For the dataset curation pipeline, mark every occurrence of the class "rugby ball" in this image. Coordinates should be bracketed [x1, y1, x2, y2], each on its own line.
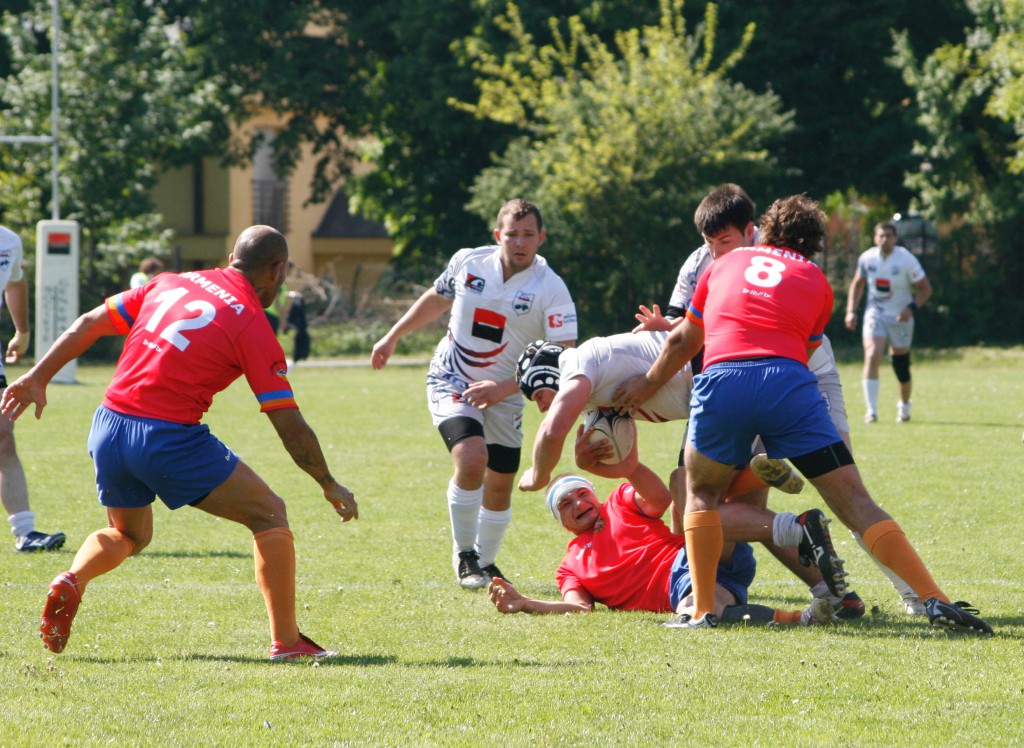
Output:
[583, 408, 637, 465]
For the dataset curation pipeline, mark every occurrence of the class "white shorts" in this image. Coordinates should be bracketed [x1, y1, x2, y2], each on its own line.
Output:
[864, 307, 914, 350]
[425, 369, 523, 448]
[816, 366, 850, 436]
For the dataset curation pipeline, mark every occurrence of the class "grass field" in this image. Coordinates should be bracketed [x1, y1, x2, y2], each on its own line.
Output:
[2, 348, 1023, 746]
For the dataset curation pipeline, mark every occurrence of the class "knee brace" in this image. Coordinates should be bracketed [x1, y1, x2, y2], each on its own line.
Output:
[891, 352, 911, 384]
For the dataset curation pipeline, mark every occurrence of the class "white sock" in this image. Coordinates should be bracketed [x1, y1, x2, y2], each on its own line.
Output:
[863, 379, 880, 414]
[447, 479, 482, 553]
[852, 530, 917, 599]
[809, 580, 841, 605]
[475, 507, 511, 567]
[8, 510, 34, 537]
[771, 512, 802, 547]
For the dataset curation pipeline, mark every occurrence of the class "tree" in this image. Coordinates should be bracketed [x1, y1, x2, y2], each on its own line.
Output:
[680, 0, 973, 208]
[454, 0, 793, 336]
[891, 0, 1024, 344]
[0, 0, 231, 304]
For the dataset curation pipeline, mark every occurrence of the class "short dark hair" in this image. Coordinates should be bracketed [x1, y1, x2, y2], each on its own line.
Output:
[875, 221, 897, 237]
[758, 195, 826, 259]
[694, 184, 755, 237]
[496, 199, 543, 233]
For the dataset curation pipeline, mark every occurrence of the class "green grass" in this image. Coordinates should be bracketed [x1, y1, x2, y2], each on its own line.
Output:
[2, 349, 1023, 746]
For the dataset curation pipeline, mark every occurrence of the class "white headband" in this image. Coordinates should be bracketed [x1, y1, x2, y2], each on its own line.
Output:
[546, 476, 595, 522]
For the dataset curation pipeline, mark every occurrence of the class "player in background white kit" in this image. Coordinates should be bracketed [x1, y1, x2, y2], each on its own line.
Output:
[0, 225, 66, 553]
[844, 220, 932, 424]
[657, 185, 926, 615]
[372, 200, 577, 589]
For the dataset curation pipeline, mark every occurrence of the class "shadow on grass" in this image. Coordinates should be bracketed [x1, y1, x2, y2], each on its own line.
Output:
[136, 550, 251, 560]
[33, 652, 399, 666]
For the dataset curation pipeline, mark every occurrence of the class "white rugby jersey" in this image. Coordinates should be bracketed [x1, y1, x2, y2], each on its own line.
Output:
[0, 226, 26, 307]
[560, 330, 692, 423]
[432, 245, 577, 387]
[855, 245, 926, 318]
[667, 244, 712, 315]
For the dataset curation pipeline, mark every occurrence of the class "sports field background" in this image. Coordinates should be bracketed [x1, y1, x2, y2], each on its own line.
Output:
[2, 349, 1022, 745]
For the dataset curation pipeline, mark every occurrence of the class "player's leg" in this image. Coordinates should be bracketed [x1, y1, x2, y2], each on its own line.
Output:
[40, 504, 149, 653]
[194, 460, 300, 643]
[444, 428, 488, 588]
[475, 399, 523, 580]
[682, 444, 733, 622]
[889, 318, 915, 421]
[430, 374, 490, 588]
[0, 413, 64, 551]
[812, 465, 990, 633]
[478, 465, 514, 579]
[861, 335, 886, 422]
[807, 463, 946, 600]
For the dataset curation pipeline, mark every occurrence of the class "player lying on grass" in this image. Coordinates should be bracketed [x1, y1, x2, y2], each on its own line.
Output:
[1, 226, 358, 660]
[489, 431, 837, 625]
[515, 338, 862, 619]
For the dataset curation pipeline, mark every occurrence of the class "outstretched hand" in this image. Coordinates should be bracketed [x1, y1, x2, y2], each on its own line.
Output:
[632, 304, 672, 333]
[325, 482, 358, 522]
[0, 374, 47, 422]
[489, 577, 529, 614]
[574, 423, 613, 470]
[517, 466, 547, 493]
[610, 374, 655, 416]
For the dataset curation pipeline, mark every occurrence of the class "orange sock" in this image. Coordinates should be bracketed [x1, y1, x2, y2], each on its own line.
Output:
[69, 528, 136, 590]
[726, 467, 767, 498]
[863, 519, 946, 603]
[254, 527, 298, 645]
[683, 510, 723, 620]
[773, 609, 802, 625]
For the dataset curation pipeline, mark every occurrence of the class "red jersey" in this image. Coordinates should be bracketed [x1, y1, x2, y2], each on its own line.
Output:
[102, 268, 296, 425]
[556, 483, 684, 612]
[686, 246, 832, 367]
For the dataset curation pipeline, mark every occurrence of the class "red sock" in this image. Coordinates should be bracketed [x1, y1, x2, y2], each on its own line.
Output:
[683, 510, 722, 620]
[863, 519, 946, 603]
[254, 527, 298, 645]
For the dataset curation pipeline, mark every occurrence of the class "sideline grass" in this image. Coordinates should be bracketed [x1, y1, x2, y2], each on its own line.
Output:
[1, 349, 1022, 746]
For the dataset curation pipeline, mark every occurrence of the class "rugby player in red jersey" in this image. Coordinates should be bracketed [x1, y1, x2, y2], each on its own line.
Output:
[2, 225, 358, 659]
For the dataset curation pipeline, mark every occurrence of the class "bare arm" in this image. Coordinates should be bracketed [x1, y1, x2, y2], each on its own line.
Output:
[518, 376, 593, 491]
[1, 305, 117, 421]
[265, 408, 357, 522]
[624, 461, 673, 518]
[371, 288, 452, 369]
[488, 577, 594, 614]
[4, 277, 30, 364]
[844, 272, 865, 330]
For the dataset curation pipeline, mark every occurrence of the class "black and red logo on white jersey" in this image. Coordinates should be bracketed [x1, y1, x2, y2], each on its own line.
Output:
[465, 274, 486, 294]
[874, 277, 891, 295]
[471, 307, 506, 343]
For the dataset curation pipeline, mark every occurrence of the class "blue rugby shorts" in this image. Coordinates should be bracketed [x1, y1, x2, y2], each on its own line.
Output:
[88, 406, 238, 510]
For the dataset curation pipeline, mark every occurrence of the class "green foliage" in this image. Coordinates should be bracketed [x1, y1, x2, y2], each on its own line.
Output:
[680, 0, 973, 208]
[0, 0, 231, 283]
[891, 0, 1024, 345]
[2, 351, 1023, 744]
[457, 1, 792, 335]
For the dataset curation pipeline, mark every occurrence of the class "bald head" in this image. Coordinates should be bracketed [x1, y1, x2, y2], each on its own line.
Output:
[228, 226, 289, 307]
[230, 225, 289, 272]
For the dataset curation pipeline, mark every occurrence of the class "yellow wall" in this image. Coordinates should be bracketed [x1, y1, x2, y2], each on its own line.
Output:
[151, 113, 394, 297]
